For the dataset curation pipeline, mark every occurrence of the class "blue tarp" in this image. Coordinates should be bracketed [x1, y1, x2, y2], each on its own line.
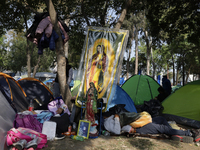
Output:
[157, 75, 160, 84]
[43, 79, 54, 85]
[107, 85, 137, 113]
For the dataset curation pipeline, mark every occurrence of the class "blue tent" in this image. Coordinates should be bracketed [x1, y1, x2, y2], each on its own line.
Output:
[106, 85, 137, 113]
[119, 77, 125, 86]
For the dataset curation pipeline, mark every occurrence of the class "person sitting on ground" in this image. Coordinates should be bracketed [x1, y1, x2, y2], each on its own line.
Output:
[103, 112, 200, 143]
[154, 86, 169, 103]
[32, 103, 71, 140]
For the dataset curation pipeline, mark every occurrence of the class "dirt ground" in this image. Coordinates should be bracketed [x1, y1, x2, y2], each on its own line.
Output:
[42, 134, 200, 150]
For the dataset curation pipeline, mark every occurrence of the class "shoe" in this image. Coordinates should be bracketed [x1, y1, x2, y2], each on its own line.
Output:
[191, 129, 200, 142]
[25, 137, 38, 149]
[12, 139, 27, 150]
[171, 135, 193, 143]
[55, 134, 66, 140]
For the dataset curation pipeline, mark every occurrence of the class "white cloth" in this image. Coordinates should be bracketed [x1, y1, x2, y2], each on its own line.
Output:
[104, 115, 132, 135]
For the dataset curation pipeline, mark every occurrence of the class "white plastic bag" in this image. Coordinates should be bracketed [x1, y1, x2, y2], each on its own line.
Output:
[42, 121, 57, 140]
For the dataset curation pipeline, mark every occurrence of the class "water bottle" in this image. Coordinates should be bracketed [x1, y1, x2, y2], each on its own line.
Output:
[70, 135, 84, 141]
[102, 130, 110, 136]
[68, 125, 72, 133]
[28, 100, 34, 111]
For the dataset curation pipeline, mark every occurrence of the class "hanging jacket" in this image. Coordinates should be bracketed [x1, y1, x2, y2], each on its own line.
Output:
[35, 16, 52, 36]
[26, 12, 49, 42]
[38, 29, 59, 55]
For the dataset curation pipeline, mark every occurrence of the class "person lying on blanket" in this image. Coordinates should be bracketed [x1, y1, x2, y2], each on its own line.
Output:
[103, 112, 200, 143]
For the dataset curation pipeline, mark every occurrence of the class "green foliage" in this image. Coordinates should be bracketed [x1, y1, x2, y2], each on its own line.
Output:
[1, 0, 200, 78]
[4, 30, 55, 73]
[146, 0, 200, 46]
[0, 36, 7, 71]
[7, 37, 27, 72]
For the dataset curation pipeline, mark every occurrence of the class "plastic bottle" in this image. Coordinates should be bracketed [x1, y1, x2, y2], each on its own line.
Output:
[68, 125, 72, 133]
[28, 100, 34, 111]
[102, 130, 110, 136]
[70, 135, 84, 141]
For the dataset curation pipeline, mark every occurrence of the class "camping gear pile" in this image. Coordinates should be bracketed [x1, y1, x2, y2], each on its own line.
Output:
[2, 70, 200, 149]
[0, 73, 55, 149]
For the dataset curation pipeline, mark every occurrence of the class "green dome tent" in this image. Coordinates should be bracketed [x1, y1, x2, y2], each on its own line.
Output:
[162, 80, 200, 122]
[121, 75, 160, 105]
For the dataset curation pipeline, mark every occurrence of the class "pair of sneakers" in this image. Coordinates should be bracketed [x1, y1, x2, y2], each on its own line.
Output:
[171, 135, 193, 143]
[171, 129, 200, 143]
[12, 138, 38, 150]
[191, 129, 200, 142]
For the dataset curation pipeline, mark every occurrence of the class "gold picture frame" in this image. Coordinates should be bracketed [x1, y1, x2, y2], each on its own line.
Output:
[77, 120, 91, 139]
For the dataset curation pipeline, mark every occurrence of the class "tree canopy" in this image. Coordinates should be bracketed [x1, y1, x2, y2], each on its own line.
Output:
[0, 0, 200, 85]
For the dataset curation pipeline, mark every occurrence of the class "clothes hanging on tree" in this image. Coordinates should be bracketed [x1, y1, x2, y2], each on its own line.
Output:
[26, 12, 69, 55]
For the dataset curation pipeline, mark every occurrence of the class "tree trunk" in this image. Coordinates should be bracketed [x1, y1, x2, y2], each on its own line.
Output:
[176, 70, 179, 85]
[144, 30, 150, 75]
[115, 0, 132, 83]
[115, 0, 132, 29]
[45, 0, 72, 110]
[134, 26, 138, 75]
[176, 61, 180, 85]
[182, 57, 185, 86]
[26, 39, 31, 77]
[32, 55, 41, 78]
[150, 39, 155, 78]
[167, 61, 169, 79]
[126, 48, 131, 79]
[185, 66, 191, 84]
[64, 18, 72, 110]
[172, 55, 175, 86]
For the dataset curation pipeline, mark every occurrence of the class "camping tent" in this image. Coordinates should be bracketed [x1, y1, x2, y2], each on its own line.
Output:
[162, 80, 200, 127]
[18, 78, 54, 110]
[0, 72, 29, 112]
[121, 75, 161, 106]
[0, 91, 16, 150]
[107, 85, 137, 113]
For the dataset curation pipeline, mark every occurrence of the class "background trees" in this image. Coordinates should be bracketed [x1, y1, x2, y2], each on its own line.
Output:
[0, 0, 199, 87]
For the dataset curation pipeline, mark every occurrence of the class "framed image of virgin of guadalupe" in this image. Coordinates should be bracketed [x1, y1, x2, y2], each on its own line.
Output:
[75, 26, 129, 111]
[77, 120, 91, 139]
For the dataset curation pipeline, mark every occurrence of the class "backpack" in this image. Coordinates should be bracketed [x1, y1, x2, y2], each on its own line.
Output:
[6, 127, 47, 150]
[13, 114, 43, 133]
[48, 97, 71, 115]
